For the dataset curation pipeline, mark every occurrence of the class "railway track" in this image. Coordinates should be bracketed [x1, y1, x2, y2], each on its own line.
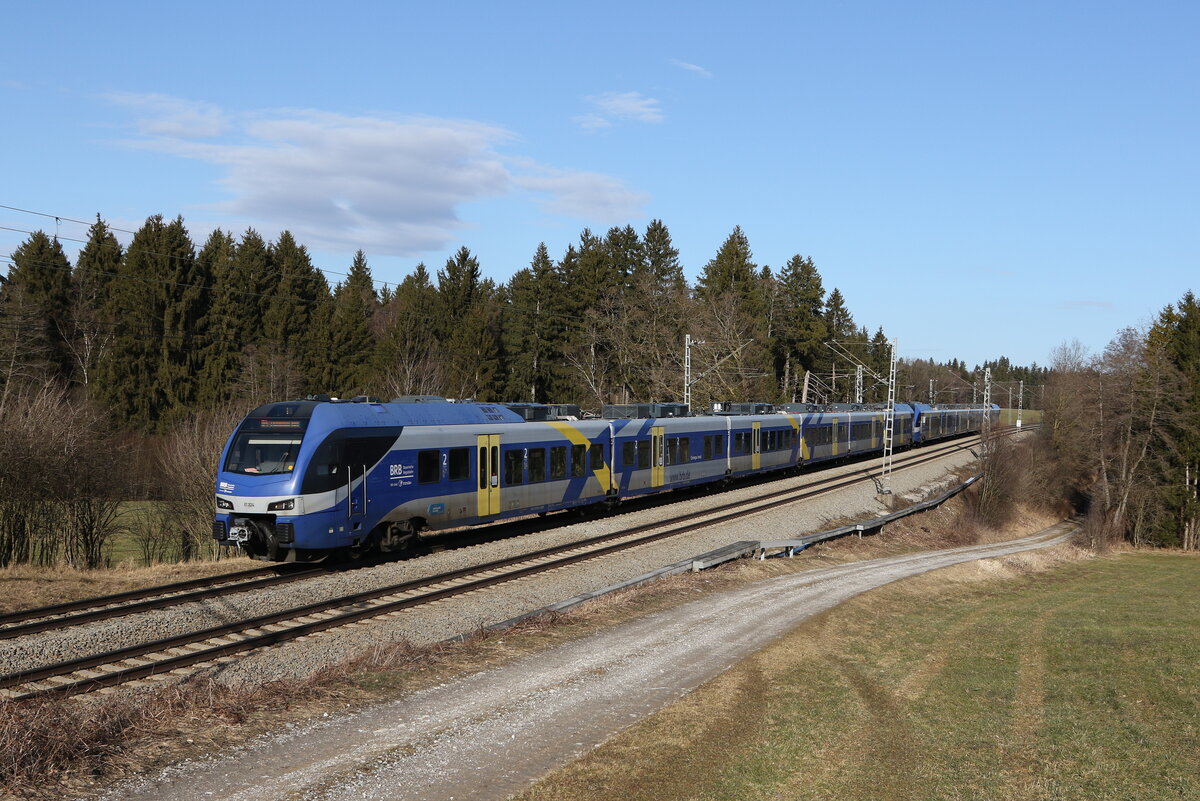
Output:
[0, 428, 1025, 700]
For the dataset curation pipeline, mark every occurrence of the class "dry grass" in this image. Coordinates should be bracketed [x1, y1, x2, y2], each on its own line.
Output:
[0, 558, 257, 615]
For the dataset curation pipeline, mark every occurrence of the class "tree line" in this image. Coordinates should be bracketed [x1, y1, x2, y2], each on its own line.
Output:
[1038, 291, 1200, 550]
[1, 215, 1039, 429]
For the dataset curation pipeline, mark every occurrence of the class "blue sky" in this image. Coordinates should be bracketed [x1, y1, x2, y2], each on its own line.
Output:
[1, 1, 1195, 369]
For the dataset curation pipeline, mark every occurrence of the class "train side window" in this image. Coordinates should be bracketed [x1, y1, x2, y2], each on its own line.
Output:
[417, 450, 440, 484]
[590, 443, 604, 470]
[680, 437, 690, 462]
[551, 446, 567, 479]
[715, 434, 725, 456]
[529, 448, 546, 483]
[703, 435, 712, 460]
[620, 441, 635, 468]
[636, 440, 650, 468]
[665, 438, 677, 466]
[504, 449, 524, 486]
[448, 448, 469, 482]
[571, 444, 586, 477]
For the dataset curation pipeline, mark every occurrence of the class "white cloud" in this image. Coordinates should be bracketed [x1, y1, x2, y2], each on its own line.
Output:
[577, 91, 665, 129]
[108, 99, 648, 256]
[572, 113, 612, 131]
[515, 166, 650, 223]
[671, 59, 712, 78]
[107, 92, 229, 138]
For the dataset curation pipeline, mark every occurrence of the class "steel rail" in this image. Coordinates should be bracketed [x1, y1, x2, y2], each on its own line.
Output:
[0, 564, 313, 628]
[0, 567, 330, 641]
[0, 430, 1012, 700]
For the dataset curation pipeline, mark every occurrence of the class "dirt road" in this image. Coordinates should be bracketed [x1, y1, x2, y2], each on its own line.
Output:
[99, 522, 1075, 801]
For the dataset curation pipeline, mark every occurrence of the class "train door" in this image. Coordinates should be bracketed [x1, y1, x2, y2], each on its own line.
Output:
[476, 434, 500, 517]
[752, 422, 762, 470]
[831, 417, 839, 457]
[651, 426, 665, 487]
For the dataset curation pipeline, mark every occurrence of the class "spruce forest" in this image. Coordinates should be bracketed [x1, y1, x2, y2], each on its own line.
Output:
[0, 214, 1195, 566]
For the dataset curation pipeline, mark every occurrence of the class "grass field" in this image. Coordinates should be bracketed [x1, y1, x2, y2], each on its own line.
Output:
[521, 551, 1199, 801]
[998, 408, 1042, 426]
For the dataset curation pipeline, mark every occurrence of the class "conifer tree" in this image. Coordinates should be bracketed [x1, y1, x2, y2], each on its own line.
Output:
[259, 231, 329, 398]
[226, 229, 272, 348]
[615, 221, 690, 401]
[604, 225, 644, 290]
[823, 288, 856, 340]
[437, 248, 502, 399]
[437, 246, 482, 329]
[155, 217, 207, 426]
[693, 227, 774, 403]
[773, 254, 827, 400]
[0, 231, 74, 387]
[643, 218, 685, 293]
[696, 226, 758, 305]
[94, 215, 201, 429]
[503, 243, 566, 402]
[377, 263, 442, 397]
[327, 250, 378, 394]
[71, 218, 124, 386]
[194, 230, 239, 407]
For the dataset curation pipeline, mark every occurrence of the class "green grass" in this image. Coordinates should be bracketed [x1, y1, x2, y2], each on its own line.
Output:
[521, 552, 1200, 801]
[999, 407, 1043, 425]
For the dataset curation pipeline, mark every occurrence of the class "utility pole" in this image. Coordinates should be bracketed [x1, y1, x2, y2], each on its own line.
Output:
[855, 365, 864, 404]
[684, 334, 692, 409]
[880, 338, 898, 495]
[684, 334, 705, 410]
[1017, 379, 1024, 428]
[929, 379, 935, 404]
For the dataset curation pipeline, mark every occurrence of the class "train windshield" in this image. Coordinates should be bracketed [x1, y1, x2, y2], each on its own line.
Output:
[224, 433, 304, 475]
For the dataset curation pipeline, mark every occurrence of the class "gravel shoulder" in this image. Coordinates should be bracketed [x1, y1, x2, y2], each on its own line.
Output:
[97, 521, 1074, 801]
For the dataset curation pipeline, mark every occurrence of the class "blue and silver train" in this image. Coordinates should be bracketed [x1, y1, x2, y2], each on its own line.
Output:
[213, 398, 1000, 561]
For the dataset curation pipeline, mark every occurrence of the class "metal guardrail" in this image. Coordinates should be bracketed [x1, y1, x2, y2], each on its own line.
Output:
[748, 474, 980, 560]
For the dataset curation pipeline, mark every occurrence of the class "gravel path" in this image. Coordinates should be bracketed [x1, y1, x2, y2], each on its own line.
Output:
[0, 448, 977, 684]
[96, 521, 1074, 801]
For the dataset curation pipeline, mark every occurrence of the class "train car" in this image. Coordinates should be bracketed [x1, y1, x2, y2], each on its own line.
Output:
[214, 398, 547, 560]
[213, 396, 999, 562]
[911, 403, 1000, 444]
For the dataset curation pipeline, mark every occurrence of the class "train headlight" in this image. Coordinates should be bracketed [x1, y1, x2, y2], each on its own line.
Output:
[216, 497, 234, 510]
[268, 498, 296, 512]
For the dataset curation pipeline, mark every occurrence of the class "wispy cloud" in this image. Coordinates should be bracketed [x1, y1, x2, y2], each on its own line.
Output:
[1059, 300, 1117, 311]
[107, 92, 229, 138]
[107, 95, 647, 255]
[572, 112, 612, 131]
[577, 91, 664, 129]
[671, 59, 712, 78]
[515, 165, 650, 223]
